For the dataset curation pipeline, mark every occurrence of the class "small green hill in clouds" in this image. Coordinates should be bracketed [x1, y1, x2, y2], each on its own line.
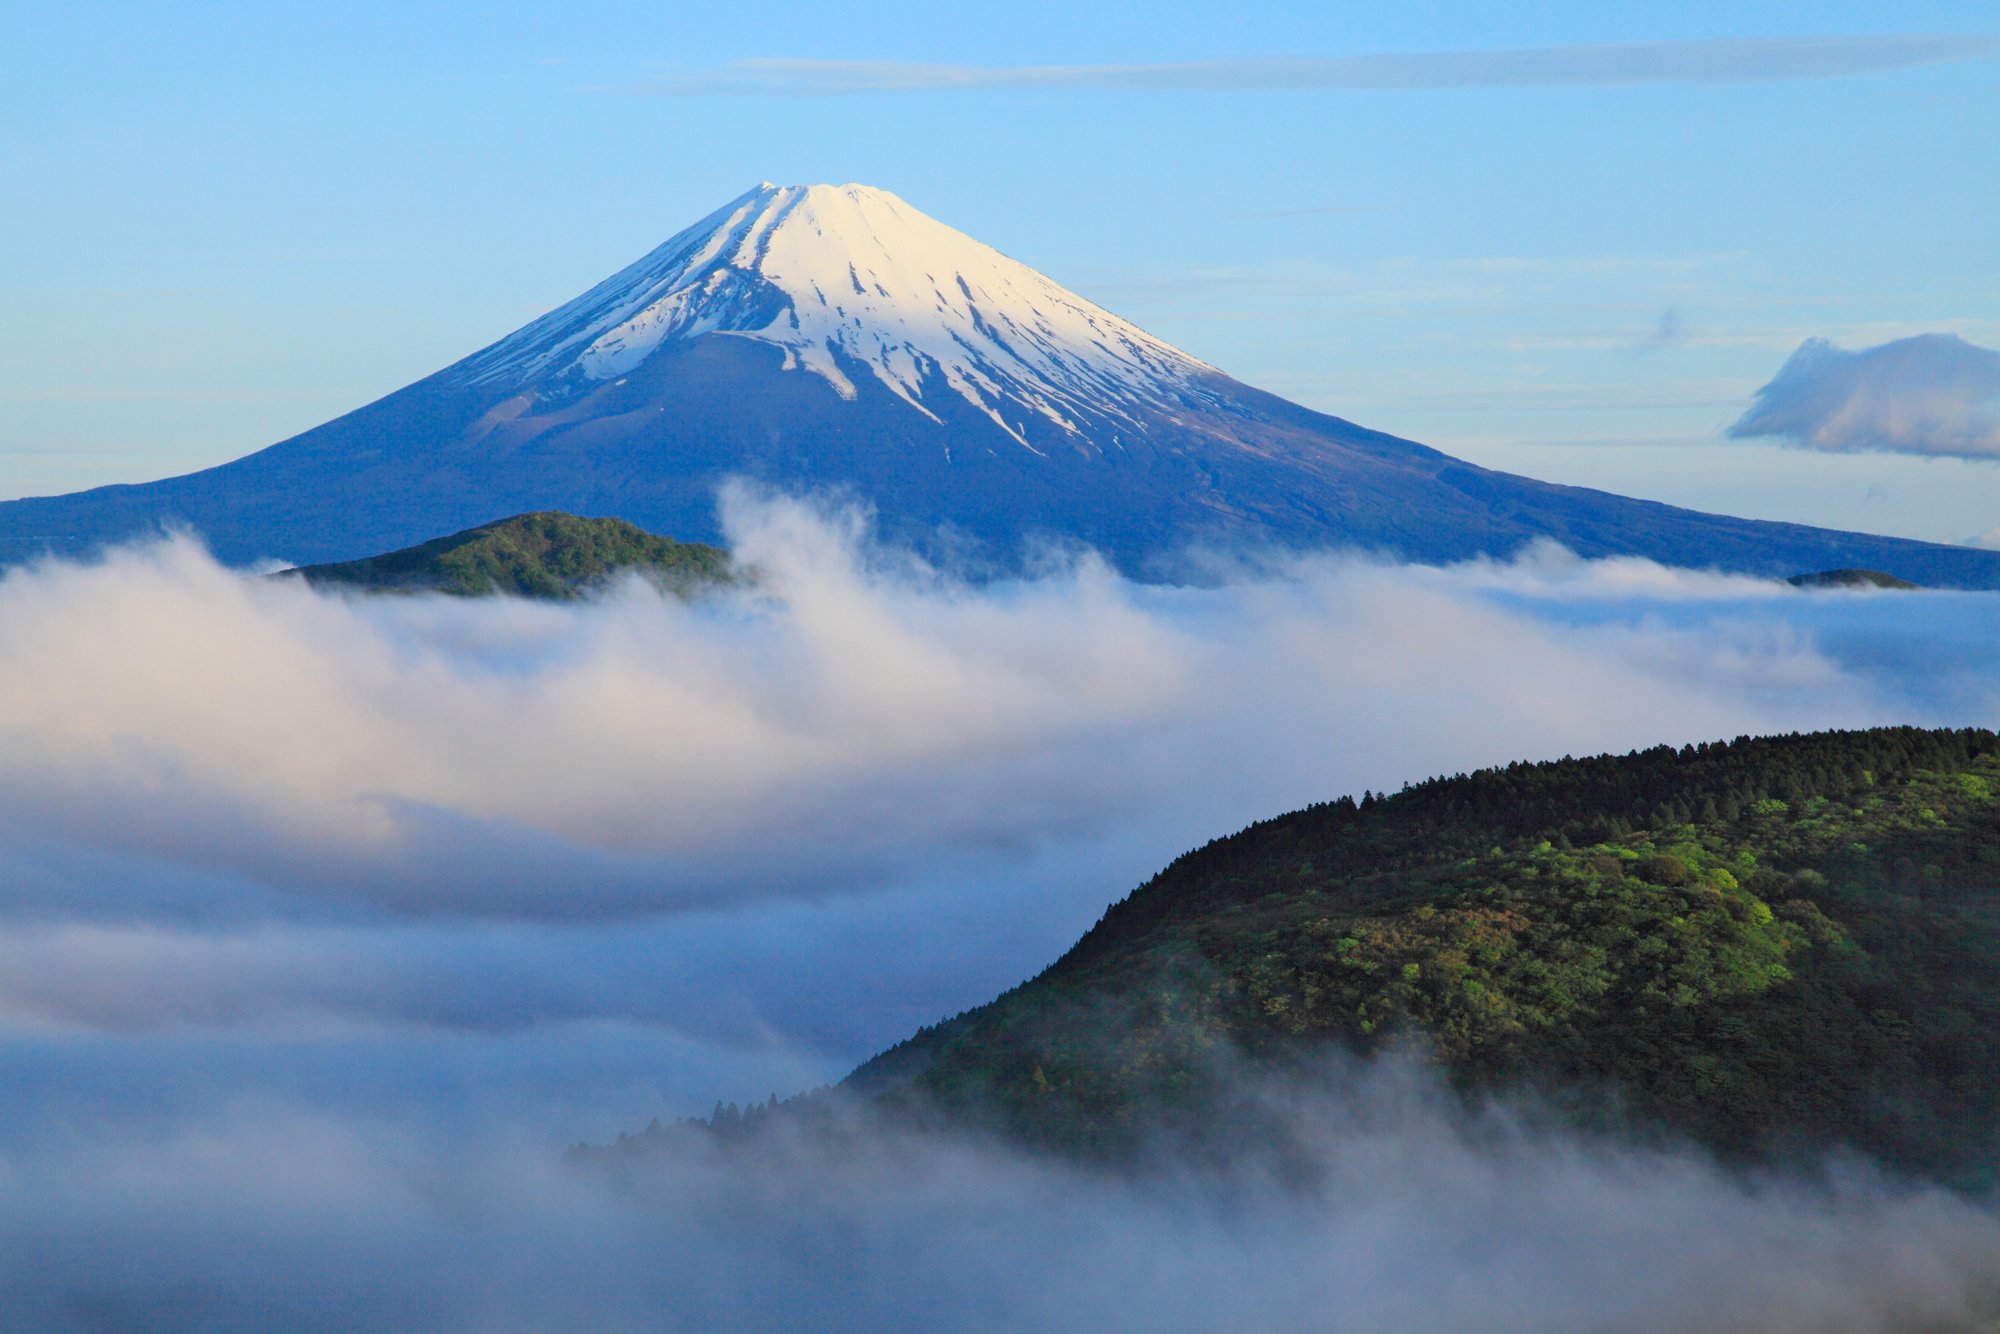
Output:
[849, 727, 2000, 1183]
[285, 511, 734, 599]
[1788, 568, 1920, 590]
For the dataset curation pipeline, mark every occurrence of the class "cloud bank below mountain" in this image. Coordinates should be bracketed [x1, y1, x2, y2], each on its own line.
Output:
[3, 492, 1998, 1326]
[2, 493, 1996, 1049]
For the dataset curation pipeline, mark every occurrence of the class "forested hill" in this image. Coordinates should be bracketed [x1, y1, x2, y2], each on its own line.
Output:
[283, 511, 732, 598]
[848, 727, 2000, 1183]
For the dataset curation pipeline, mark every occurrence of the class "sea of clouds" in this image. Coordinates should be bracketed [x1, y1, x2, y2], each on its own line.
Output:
[3, 488, 1997, 1330]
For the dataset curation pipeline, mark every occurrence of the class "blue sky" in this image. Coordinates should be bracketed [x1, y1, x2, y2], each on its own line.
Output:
[4, 0, 1997, 543]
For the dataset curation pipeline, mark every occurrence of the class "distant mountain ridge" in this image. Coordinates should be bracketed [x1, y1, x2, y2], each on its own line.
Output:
[284, 511, 730, 598]
[1787, 568, 1920, 591]
[5, 182, 1999, 586]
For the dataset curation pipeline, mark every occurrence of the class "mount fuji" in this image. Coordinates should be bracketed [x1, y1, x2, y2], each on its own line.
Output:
[4, 181, 1997, 585]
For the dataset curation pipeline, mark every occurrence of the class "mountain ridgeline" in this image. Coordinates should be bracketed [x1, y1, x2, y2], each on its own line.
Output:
[1787, 568, 1920, 591]
[3, 183, 1999, 587]
[285, 511, 732, 599]
[825, 728, 2000, 1183]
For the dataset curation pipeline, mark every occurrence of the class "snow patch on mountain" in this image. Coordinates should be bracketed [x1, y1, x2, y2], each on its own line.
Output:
[454, 183, 1216, 445]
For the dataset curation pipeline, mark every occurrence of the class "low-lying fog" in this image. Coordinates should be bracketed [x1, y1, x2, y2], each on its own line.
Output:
[3, 488, 1995, 1330]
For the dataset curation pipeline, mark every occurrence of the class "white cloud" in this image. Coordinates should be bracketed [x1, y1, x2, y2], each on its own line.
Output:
[1, 492, 1997, 1321]
[1729, 333, 2000, 460]
[2, 1062, 1996, 1332]
[628, 35, 1998, 96]
[0, 495, 1991, 1058]
[0, 498, 1894, 925]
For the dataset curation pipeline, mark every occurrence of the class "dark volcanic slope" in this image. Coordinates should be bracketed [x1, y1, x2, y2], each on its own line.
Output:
[6, 341, 1998, 586]
[4, 182, 1997, 587]
[851, 728, 2000, 1183]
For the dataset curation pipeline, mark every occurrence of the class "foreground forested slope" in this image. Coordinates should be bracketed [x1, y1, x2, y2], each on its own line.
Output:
[848, 728, 2000, 1183]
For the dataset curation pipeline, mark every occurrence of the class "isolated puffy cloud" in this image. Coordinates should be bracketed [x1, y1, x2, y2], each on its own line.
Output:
[1728, 333, 2000, 459]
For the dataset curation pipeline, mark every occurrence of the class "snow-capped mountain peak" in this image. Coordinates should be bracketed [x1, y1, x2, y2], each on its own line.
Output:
[9, 183, 1998, 590]
[455, 183, 1215, 445]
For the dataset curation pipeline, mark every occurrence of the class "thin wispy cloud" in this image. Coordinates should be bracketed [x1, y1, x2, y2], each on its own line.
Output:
[627, 35, 1997, 96]
[1622, 307, 1690, 360]
[1237, 203, 1392, 219]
